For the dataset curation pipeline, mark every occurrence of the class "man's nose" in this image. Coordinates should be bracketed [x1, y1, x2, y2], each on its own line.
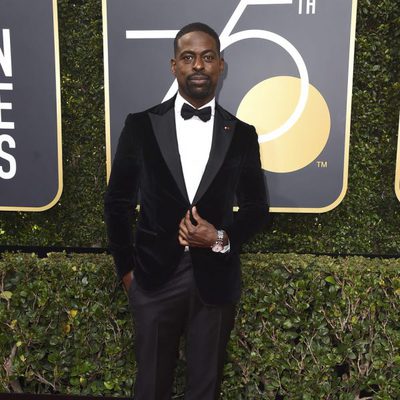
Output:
[193, 56, 204, 70]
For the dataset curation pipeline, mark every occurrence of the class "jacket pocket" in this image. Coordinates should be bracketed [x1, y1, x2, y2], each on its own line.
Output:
[135, 225, 158, 242]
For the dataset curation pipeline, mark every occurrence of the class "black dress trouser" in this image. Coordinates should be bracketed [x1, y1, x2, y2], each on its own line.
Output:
[128, 252, 236, 400]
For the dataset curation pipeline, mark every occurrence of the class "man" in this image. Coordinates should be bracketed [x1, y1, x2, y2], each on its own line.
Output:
[104, 22, 269, 400]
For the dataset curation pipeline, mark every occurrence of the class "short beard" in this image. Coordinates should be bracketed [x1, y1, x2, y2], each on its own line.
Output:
[184, 81, 212, 100]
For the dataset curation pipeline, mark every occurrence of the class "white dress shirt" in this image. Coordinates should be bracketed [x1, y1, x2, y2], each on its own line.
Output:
[175, 92, 214, 203]
[174, 92, 229, 252]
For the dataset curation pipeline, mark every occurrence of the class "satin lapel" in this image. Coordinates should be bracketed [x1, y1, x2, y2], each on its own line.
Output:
[192, 106, 236, 205]
[149, 108, 189, 203]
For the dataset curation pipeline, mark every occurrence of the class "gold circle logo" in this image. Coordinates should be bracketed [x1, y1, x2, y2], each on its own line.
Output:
[237, 76, 331, 173]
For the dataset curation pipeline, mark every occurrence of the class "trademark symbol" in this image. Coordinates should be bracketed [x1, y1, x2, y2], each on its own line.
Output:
[317, 161, 328, 168]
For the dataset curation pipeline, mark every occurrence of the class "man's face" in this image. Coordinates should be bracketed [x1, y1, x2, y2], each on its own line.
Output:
[171, 31, 224, 108]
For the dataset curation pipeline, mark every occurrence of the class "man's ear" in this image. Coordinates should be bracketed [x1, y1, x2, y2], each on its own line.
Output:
[170, 58, 176, 76]
[219, 57, 225, 74]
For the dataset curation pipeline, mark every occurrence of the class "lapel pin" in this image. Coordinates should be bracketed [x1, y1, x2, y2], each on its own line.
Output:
[223, 125, 231, 132]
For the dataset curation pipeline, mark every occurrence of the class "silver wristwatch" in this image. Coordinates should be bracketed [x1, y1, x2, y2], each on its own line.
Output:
[211, 230, 225, 252]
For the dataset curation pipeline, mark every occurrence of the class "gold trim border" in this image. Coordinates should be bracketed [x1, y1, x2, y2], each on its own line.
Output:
[103, 0, 358, 213]
[0, 0, 63, 212]
[271, 0, 358, 213]
[103, 0, 112, 182]
[270, 0, 357, 214]
[395, 112, 400, 202]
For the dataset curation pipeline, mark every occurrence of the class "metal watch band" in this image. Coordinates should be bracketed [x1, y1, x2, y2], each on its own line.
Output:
[211, 230, 225, 252]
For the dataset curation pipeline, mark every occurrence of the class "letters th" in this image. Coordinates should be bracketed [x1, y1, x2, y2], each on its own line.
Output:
[0, 28, 17, 179]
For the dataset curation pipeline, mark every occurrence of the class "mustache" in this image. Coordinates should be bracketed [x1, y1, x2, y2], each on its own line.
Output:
[188, 73, 210, 80]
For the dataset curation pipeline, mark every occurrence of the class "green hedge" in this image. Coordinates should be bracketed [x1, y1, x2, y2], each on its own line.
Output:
[0, 0, 399, 255]
[1, 253, 399, 398]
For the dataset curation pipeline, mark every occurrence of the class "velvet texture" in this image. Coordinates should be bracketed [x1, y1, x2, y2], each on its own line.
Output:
[104, 96, 269, 305]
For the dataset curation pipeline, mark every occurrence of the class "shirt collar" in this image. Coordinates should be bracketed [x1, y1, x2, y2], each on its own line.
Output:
[175, 92, 215, 116]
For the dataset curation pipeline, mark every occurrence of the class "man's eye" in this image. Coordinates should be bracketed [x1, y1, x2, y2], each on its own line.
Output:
[203, 55, 215, 62]
[183, 55, 193, 61]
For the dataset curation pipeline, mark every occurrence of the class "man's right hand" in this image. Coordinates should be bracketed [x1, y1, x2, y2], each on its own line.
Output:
[122, 270, 134, 292]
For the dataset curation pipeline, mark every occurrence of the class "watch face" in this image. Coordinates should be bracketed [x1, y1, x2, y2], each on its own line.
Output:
[212, 243, 224, 252]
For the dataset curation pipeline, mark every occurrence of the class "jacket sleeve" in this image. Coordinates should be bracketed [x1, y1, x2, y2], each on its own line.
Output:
[224, 126, 269, 251]
[104, 114, 141, 280]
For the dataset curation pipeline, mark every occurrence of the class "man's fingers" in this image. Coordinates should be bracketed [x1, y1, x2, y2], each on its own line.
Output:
[184, 209, 195, 230]
[179, 226, 188, 239]
[179, 216, 186, 228]
[178, 234, 189, 246]
[191, 206, 203, 223]
[179, 217, 189, 237]
[178, 208, 217, 248]
[122, 270, 134, 292]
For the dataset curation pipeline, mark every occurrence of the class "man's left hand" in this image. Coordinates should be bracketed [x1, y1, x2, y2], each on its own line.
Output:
[179, 206, 217, 248]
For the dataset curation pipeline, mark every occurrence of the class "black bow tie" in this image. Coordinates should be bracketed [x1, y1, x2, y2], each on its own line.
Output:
[181, 103, 212, 122]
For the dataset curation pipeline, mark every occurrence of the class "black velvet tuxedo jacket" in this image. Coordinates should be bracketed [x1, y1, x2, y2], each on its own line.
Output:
[104, 95, 269, 305]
